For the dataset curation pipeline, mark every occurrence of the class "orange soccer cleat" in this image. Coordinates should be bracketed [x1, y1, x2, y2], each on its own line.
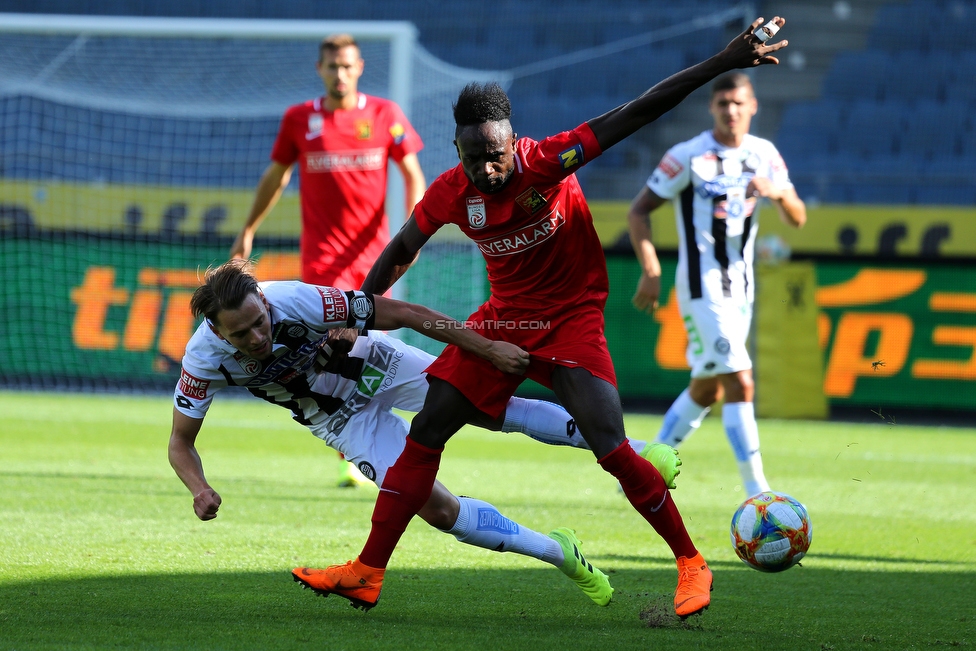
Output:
[292, 557, 385, 611]
[674, 552, 713, 618]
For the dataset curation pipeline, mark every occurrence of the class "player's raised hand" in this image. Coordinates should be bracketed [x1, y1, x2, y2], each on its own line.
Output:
[632, 273, 661, 315]
[193, 487, 222, 521]
[229, 231, 252, 260]
[721, 16, 788, 68]
[487, 341, 531, 375]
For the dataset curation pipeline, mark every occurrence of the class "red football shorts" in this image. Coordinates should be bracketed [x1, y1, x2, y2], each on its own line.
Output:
[424, 298, 618, 418]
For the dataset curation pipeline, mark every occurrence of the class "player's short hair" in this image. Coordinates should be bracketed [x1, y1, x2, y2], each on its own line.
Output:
[453, 82, 512, 127]
[711, 72, 754, 97]
[190, 259, 261, 326]
[319, 33, 360, 62]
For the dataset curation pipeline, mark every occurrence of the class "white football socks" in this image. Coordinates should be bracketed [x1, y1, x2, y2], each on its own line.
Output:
[722, 401, 770, 496]
[655, 388, 710, 447]
[447, 496, 564, 567]
[502, 397, 587, 448]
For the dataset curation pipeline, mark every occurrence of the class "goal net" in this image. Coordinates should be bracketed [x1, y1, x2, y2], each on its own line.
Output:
[0, 14, 504, 389]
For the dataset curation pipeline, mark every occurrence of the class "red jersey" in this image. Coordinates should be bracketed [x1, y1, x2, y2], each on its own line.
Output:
[413, 123, 607, 313]
[271, 94, 423, 288]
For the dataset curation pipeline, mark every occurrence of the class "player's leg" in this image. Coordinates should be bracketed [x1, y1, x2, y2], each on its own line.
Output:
[418, 481, 613, 606]
[551, 365, 712, 618]
[719, 369, 770, 496]
[656, 384, 716, 447]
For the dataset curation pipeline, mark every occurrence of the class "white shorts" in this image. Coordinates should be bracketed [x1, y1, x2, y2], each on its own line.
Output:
[307, 331, 434, 487]
[680, 297, 753, 379]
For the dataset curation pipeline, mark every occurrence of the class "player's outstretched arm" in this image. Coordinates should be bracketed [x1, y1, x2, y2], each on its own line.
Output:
[588, 16, 787, 151]
[230, 161, 292, 260]
[168, 408, 222, 521]
[372, 296, 530, 375]
[361, 216, 430, 295]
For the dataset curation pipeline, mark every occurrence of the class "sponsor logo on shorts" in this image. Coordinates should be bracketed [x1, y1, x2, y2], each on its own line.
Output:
[476, 508, 519, 535]
[305, 149, 384, 172]
[318, 287, 347, 323]
[714, 338, 731, 354]
[515, 188, 548, 215]
[325, 341, 403, 433]
[357, 365, 385, 397]
[178, 369, 210, 399]
[357, 461, 376, 481]
[475, 208, 565, 257]
[558, 144, 584, 169]
[466, 196, 487, 229]
[658, 154, 683, 179]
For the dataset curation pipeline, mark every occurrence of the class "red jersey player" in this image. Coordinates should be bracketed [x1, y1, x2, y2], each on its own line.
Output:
[292, 17, 789, 618]
[230, 33, 426, 290]
[230, 34, 426, 488]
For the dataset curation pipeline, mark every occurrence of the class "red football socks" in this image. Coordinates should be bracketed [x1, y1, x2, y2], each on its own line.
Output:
[598, 440, 697, 559]
[359, 437, 443, 568]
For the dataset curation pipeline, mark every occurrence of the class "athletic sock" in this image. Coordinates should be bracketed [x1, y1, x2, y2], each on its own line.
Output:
[722, 401, 771, 496]
[598, 441, 696, 559]
[656, 388, 710, 448]
[502, 397, 587, 448]
[447, 496, 563, 567]
[359, 437, 442, 569]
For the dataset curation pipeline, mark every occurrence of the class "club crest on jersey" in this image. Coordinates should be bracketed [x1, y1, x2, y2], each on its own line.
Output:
[355, 120, 372, 139]
[306, 113, 323, 139]
[178, 369, 210, 399]
[466, 196, 487, 229]
[288, 325, 307, 339]
[389, 122, 405, 144]
[516, 188, 548, 215]
[558, 144, 584, 170]
[233, 352, 261, 375]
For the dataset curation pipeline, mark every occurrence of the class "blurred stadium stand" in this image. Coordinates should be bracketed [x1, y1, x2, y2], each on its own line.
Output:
[1, 0, 973, 203]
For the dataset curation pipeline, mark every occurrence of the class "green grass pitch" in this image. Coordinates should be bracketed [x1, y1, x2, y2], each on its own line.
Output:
[1, 390, 973, 650]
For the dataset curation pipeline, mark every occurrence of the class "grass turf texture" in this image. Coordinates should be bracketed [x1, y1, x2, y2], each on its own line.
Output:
[1, 391, 973, 650]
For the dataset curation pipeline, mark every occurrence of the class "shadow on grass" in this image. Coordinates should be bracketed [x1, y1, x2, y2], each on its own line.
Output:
[0, 567, 972, 651]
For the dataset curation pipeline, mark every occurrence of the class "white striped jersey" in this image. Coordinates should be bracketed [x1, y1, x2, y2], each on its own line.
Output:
[647, 130, 793, 304]
[173, 281, 377, 426]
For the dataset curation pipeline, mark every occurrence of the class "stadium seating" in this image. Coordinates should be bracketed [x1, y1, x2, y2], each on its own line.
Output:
[778, 0, 976, 205]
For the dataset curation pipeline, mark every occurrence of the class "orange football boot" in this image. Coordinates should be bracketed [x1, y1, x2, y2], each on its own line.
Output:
[674, 552, 713, 618]
[292, 557, 385, 611]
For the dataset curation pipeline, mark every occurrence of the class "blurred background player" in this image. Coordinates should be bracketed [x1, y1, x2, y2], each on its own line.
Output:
[168, 260, 620, 607]
[230, 33, 427, 487]
[625, 72, 806, 497]
[297, 18, 789, 619]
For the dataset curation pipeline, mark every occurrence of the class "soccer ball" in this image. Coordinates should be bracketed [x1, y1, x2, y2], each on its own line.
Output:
[730, 491, 812, 572]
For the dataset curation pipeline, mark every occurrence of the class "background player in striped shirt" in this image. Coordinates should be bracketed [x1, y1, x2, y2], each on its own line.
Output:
[626, 72, 807, 497]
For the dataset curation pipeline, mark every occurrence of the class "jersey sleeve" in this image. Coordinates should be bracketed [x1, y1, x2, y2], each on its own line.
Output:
[766, 142, 794, 189]
[529, 123, 603, 182]
[647, 144, 691, 200]
[385, 101, 424, 162]
[269, 107, 300, 167]
[282, 282, 378, 331]
[173, 352, 228, 420]
[412, 176, 450, 236]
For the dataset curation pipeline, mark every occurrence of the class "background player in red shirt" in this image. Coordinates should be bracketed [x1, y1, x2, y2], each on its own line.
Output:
[293, 18, 789, 618]
[230, 34, 427, 487]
